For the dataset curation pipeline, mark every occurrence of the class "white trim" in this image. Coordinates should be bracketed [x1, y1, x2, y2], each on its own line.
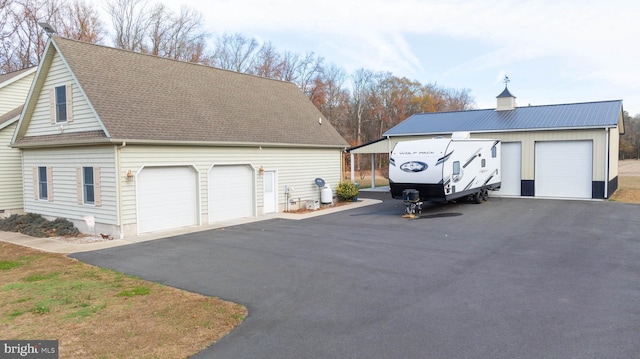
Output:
[604, 128, 609, 197]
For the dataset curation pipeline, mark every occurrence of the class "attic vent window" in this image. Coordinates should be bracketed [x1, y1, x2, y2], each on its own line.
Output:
[55, 85, 67, 123]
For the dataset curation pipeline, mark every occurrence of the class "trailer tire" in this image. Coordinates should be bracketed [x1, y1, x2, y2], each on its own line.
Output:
[482, 188, 489, 201]
[473, 191, 482, 204]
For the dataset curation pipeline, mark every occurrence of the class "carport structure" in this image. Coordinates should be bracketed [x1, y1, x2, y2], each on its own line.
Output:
[347, 86, 625, 199]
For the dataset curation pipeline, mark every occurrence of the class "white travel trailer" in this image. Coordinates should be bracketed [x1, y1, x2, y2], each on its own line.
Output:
[389, 133, 501, 213]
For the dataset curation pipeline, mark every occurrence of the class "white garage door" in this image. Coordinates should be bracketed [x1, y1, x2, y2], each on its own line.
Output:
[535, 141, 592, 198]
[209, 165, 254, 222]
[137, 166, 197, 234]
[499, 142, 522, 196]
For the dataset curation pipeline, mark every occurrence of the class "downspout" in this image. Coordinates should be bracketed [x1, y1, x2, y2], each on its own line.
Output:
[115, 142, 126, 239]
[604, 128, 609, 198]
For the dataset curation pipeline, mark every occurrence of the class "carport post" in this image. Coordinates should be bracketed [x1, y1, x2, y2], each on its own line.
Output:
[371, 154, 375, 188]
[350, 152, 355, 183]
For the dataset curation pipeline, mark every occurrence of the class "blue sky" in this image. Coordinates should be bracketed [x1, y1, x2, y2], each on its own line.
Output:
[161, 0, 640, 115]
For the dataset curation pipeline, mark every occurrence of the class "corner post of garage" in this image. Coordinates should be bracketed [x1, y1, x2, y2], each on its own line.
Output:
[604, 127, 609, 198]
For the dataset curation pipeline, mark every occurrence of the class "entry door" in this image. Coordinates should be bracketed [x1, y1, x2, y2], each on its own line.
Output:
[263, 171, 277, 213]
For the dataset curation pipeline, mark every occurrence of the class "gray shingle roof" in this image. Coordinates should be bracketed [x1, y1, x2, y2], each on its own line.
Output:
[0, 67, 35, 86]
[0, 105, 23, 127]
[30, 37, 347, 147]
[384, 100, 623, 136]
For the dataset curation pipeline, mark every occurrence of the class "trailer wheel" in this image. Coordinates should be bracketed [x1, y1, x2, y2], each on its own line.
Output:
[473, 191, 483, 204]
[482, 188, 489, 201]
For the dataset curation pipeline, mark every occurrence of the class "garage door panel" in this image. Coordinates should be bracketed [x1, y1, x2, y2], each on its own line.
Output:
[209, 165, 254, 222]
[499, 142, 521, 196]
[535, 141, 592, 198]
[137, 167, 197, 233]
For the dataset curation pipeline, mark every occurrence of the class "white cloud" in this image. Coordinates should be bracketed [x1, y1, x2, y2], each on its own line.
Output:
[95, 0, 640, 113]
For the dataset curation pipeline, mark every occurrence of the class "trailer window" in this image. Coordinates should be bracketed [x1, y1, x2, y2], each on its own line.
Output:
[481, 159, 486, 168]
[492, 146, 497, 158]
[453, 161, 460, 175]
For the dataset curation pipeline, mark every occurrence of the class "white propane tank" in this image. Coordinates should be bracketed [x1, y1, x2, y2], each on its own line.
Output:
[321, 185, 333, 204]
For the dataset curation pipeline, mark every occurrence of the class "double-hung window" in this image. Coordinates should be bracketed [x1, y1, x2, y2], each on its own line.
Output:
[78, 167, 100, 206]
[38, 166, 48, 200]
[55, 85, 67, 123]
[50, 84, 73, 124]
[83, 167, 95, 205]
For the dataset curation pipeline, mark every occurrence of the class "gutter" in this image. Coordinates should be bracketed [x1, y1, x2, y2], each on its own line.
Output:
[384, 124, 619, 137]
[12, 137, 347, 149]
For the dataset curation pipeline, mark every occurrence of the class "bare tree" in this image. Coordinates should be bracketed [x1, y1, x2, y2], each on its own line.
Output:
[279, 51, 324, 96]
[251, 41, 283, 78]
[211, 32, 259, 73]
[147, 4, 207, 62]
[54, 0, 105, 43]
[106, 0, 148, 52]
[0, 0, 55, 72]
[147, 3, 170, 55]
[316, 64, 351, 140]
[350, 68, 375, 147]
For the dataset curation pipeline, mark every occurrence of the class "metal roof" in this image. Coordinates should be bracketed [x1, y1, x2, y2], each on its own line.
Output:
[384, 100, 623, 136]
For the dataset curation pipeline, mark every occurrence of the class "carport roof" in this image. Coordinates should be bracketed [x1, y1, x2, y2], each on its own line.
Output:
[384, 100, 623, 136]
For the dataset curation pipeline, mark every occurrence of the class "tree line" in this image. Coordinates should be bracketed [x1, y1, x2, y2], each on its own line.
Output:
[621, 112, 640, 160]
[1, 0, 474, 165]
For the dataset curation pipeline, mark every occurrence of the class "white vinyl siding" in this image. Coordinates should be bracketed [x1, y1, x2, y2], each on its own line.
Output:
[535, 141, 593, 198]
[22, 146, 117, 224]
[117, 145, 343, 233]
[0, 69, 34, 214]
[0, 70, 35, 114]
[25, 52, 102, 136]
[0, 122, 23, 212]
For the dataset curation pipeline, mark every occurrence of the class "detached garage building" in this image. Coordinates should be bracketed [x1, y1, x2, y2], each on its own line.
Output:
[349, 86, 624, 200]
[11, 36, 347, 238]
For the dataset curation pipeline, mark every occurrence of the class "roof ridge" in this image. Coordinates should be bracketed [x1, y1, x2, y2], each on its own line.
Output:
[51, 35, 293, 86]
[514, 99, 622, 109]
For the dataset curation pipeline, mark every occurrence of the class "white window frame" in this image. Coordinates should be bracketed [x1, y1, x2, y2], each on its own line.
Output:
[83, 166, 95, 205]
[55, 85, 67, 123]
[38, 166, 48, 200]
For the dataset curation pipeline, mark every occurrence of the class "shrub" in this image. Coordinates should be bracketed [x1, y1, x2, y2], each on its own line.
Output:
[337, 182, 359, 202]
[0, 213, 80, 237]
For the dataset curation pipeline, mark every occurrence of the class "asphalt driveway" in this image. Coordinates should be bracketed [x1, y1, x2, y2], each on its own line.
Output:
[71, 193, 640, 359]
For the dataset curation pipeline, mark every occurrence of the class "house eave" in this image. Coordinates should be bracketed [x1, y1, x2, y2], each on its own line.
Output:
[12, 137, 348, 149]
[384, 125, 618, 137]
[108, 139, 348, 149]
